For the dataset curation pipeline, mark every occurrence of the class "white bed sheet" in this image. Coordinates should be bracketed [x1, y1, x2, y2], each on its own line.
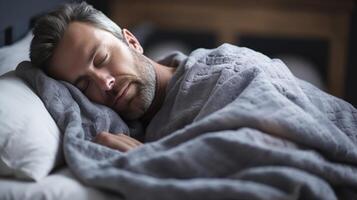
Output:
[0, 167, 118, 200]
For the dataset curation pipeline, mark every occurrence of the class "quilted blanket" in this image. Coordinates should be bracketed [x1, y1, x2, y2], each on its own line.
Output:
[16, 44, 357, 200]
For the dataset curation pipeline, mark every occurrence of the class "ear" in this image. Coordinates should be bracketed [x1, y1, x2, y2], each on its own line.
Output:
[122, 29, 143, 54]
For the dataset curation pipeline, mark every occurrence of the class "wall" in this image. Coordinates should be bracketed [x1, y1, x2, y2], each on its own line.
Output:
[346, 6, 357, 107]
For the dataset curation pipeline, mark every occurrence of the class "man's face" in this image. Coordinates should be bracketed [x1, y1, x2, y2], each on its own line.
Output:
[49, 22, 156, 120]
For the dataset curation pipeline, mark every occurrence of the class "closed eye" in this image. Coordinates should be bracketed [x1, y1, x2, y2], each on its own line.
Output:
[95, 53, 108, 67]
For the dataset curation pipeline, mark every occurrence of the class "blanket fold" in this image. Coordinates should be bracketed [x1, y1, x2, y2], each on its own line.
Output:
[16, 44, 357, 200]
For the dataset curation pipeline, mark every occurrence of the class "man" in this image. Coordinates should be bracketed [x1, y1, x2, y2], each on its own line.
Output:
[31, 2, 175, 152]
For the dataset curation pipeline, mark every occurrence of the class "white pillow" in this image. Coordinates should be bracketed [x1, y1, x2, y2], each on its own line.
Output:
[0, 31, 33, 76]
[0, 71, 63, 181]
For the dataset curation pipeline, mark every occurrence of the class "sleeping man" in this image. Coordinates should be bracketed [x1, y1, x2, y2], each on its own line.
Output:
[26, 2, 357, 199]
[30, 2, 176, 151]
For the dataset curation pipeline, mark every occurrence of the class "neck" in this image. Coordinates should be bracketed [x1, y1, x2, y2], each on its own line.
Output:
[140, 60, 175, 125]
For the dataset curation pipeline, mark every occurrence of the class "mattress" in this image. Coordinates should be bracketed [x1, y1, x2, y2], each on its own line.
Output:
[0, 167, 117, 200]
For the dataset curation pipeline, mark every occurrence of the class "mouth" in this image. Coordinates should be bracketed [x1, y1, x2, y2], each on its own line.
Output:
[112, 82, 131, 107]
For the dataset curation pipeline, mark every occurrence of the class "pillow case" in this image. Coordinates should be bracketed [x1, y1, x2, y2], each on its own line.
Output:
[0, 31, 33, 76]
[0, 71, 63, 181]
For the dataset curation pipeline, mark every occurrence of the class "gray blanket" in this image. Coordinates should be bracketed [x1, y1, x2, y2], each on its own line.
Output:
[16, 44, 357, 200]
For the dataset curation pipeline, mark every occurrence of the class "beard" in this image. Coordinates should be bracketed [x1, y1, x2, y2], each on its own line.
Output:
[121, 49, 156, 120]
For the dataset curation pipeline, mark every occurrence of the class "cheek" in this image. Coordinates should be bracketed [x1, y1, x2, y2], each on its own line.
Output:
[85, 85, 107, 105]
[109, 51, 137, 75]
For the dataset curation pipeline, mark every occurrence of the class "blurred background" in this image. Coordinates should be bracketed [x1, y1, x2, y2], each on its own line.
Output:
[0, 0, 356, 107]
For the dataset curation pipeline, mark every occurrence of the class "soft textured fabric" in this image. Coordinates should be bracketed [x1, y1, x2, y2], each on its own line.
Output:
[0, 71, 62, 181]
[17, 44, 357, 200]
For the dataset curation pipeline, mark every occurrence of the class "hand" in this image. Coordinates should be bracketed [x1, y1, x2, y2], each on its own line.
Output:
[94, 132, 142, 152]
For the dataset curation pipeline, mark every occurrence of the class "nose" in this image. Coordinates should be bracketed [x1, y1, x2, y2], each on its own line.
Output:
[89, 69, 115, 91]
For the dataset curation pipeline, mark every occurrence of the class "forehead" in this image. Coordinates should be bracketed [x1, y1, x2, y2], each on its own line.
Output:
[48, 22, 108, 81]
[65, 22, 99, 43]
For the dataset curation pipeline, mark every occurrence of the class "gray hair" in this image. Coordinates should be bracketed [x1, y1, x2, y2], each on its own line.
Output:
[30, 2, 123, 71]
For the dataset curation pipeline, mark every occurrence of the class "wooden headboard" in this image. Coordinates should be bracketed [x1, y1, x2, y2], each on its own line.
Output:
[0, 0, 71, 47]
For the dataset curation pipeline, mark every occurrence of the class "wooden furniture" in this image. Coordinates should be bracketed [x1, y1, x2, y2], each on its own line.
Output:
[109, 0, 354, 97]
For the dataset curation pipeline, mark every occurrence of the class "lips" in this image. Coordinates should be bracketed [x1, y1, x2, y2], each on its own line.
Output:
[112, 82, 131, 107]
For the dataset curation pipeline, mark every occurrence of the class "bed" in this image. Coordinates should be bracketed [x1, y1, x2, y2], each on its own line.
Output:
[0, 1, 117, 199]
